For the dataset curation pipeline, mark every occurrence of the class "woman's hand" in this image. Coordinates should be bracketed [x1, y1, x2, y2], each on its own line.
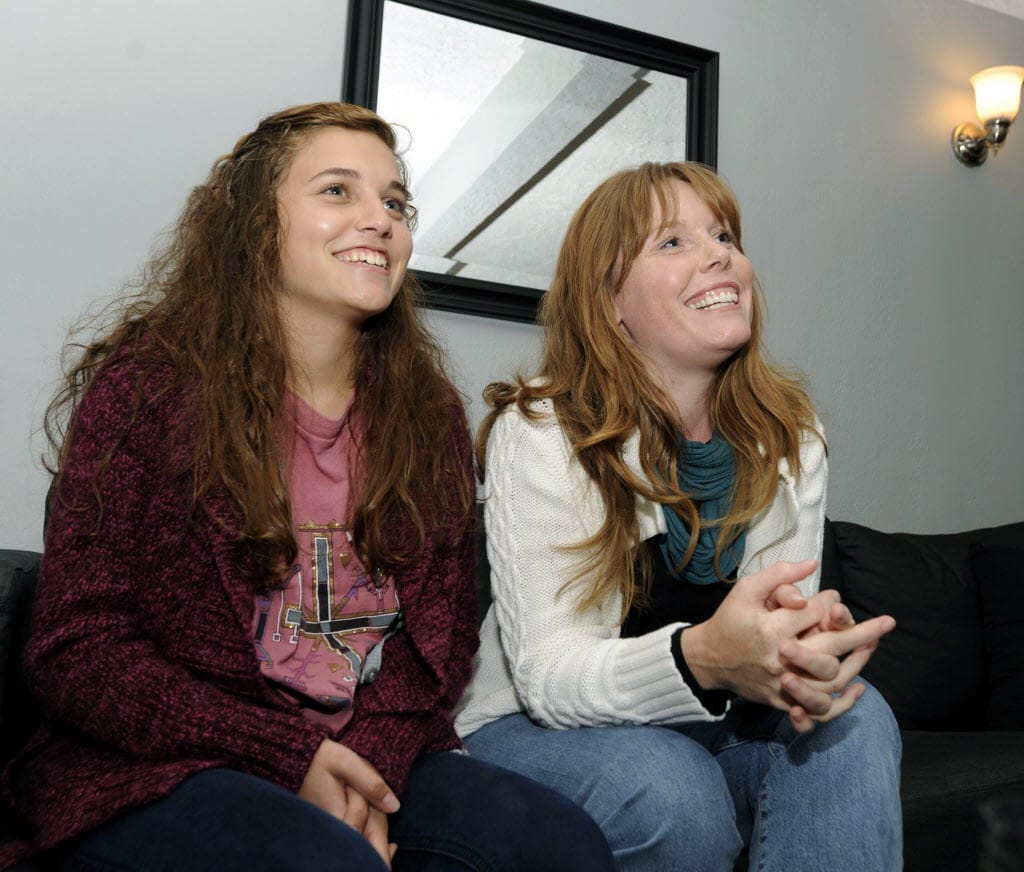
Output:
[777, 604, 894, 733]
[299, 739, 400, 867]
[681, 560, 894, 729]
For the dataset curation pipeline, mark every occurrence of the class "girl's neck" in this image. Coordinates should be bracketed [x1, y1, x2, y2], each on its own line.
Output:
[654, 367, 716, 443]
[284, 318, 359, 420]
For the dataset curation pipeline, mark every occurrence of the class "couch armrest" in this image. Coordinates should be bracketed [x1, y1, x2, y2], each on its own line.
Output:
[0, 550, 42, 760]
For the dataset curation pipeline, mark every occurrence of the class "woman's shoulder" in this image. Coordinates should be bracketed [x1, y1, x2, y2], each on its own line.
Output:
[489, 392, 561, 441]
[798, 416, 827, 451]
[79, 350, 178, 420]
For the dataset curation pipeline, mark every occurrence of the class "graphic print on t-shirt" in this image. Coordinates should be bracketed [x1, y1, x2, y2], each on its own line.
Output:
[254, 520, 399, 729]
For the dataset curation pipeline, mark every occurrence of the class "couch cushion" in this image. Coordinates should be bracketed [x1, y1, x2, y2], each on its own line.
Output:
[900, 729, 1024, 872]
[971, 544, 1024, 729]
[828, 522, 985, 730]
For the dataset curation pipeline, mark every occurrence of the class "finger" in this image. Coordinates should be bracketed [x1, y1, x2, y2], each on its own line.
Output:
[787, 704, 816, 734]
[803, 615, 895, 659]
[333, 745, 400, 814]
[780, 672, 834, 717]
[829, 602, 855, 629]
[363, 807, 393, 869]
[773, 594, 832, 639]
[827, 641, 879, 692]
[767, 583, 806, 611]
[786, 640, 879, 698]
[779, 639, 841, 682]
[298, 750, 349, 821]
[742, 560, 819, 601]
[812, 681, 866, 724]
[343, 784, 370, 834]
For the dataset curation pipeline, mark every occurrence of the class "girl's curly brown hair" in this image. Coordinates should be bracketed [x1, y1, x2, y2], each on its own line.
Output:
[46, 102, 473, 589]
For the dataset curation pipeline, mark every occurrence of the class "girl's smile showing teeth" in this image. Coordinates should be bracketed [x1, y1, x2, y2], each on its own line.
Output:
[336, 247, 390, 269]
[686, 287, 739, 310]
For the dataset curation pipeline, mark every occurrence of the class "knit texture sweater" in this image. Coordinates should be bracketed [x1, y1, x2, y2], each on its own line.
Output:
[454, 397, 827, 736]
[0, 357, 477, 865]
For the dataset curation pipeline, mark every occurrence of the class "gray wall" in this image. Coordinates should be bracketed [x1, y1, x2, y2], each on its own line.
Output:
[2, 0, 1022, 551]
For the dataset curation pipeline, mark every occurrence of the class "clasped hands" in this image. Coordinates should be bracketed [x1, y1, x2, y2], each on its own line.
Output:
[681, 559, 895, 733]
[299, 739, 400, 867]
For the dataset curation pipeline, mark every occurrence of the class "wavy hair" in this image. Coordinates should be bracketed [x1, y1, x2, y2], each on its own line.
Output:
[46, 101, 473, 589]
[477, 162, 818, 618]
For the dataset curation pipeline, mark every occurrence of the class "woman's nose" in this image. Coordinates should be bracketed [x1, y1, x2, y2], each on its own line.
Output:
[358, 200, 392, 237]
[702, 236, 731, 269]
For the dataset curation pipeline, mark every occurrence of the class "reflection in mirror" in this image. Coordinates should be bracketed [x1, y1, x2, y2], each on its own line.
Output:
[344, 0, 717, 321]
[377, 2, 690, 292]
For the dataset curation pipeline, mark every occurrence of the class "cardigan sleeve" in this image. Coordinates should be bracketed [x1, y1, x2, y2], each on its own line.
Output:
[483, 403, 723, 730]
[29, 363, 329, 791]
[336, 404, 479, 795]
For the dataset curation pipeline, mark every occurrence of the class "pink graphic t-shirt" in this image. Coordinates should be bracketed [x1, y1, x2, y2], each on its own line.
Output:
[252, 392, 399, 730]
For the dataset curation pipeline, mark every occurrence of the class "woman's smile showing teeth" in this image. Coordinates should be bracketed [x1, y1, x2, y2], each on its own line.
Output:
[336, 247, 390, 269]
[686, 287, 739, 310]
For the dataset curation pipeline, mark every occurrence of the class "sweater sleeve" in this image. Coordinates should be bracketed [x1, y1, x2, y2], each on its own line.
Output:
[336, 406, 479, 795]
[29, 364, 329, 791]
[483, 404, 725, 729]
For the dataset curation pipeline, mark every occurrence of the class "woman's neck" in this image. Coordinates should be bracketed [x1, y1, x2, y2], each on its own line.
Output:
[655, 367, 716, 443]
[284, 317, 358, 419]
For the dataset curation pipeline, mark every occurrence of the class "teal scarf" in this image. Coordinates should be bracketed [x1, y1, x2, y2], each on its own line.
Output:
[659, 431, 746, 585]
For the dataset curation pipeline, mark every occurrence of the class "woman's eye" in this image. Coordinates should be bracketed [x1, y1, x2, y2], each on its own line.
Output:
[323, 183, 347, 197]
[383, 197, 409, 217]
[716, 230, 734, 245]
[660, 236, 680, 249]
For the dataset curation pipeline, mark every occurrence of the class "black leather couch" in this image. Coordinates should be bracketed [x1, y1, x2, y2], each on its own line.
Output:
[4, 517, 1024, 870]
[817, 518, 1024, 871]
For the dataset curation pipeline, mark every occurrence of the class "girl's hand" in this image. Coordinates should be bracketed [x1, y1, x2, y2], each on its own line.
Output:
[299, 739, 400, 867]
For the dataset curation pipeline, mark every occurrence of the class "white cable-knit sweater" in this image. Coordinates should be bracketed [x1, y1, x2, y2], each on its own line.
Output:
[455, 398, 828, 736]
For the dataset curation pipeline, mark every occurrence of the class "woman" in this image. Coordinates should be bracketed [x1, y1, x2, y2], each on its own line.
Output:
[457, 162, 902, 870]
[0, 102, 613, 872]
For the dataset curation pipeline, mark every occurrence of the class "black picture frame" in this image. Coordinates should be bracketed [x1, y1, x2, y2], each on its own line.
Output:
[343, 0, 719, 323]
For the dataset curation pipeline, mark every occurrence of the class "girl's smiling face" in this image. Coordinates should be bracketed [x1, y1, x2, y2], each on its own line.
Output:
[276, 126, 413, 333]
[613, 178, 754, 379]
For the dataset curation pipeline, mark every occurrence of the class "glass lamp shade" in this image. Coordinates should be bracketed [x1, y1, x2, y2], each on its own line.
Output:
[971, 65, 1024, 124]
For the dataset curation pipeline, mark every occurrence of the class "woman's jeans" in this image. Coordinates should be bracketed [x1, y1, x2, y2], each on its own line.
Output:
[464, 681, 903, 872]
[55, 750, 614, 872]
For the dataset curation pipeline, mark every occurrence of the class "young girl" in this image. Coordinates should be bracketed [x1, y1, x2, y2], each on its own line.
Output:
[457, 162, 902, 871]
[0, 102, 613, 872]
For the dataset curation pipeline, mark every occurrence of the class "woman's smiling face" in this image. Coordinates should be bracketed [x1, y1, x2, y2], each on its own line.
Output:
[276, 126, 413, 333]
[612, 178, 754, 379]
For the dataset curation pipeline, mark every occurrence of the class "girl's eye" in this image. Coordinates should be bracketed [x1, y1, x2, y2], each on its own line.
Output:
[716, 230, 734, 245]
[660, 236, 680, 249]
[383, 197, 409, 217]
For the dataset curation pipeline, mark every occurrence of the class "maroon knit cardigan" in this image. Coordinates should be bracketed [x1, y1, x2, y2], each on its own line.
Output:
[0, 358, 478, 865]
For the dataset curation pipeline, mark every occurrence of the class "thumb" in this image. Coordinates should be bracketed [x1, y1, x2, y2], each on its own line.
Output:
[328, 742, 401, 814]
[740, 559, 818, 601]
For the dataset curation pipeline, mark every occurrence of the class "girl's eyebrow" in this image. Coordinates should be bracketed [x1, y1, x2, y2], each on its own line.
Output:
[307, 167, 410, 199]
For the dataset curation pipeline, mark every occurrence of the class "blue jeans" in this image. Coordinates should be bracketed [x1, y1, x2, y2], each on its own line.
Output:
[464, 682, 902, 872]
[55, 751, 614, 872]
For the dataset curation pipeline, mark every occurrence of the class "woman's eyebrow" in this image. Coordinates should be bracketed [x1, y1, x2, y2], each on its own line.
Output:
[307, 167, 409, 199]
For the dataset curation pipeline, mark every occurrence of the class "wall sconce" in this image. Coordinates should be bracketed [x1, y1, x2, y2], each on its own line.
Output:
[951, 65, 1024, 166]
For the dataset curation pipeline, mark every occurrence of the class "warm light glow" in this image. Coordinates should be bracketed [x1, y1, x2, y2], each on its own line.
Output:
[971, 65, 1024, 123]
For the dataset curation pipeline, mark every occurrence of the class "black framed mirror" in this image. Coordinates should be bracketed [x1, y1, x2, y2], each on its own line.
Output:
[344, 0, 719, 323]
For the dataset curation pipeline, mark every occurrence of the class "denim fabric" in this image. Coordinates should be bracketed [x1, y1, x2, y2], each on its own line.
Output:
[465, 682, 902, 872]
[56, 753, 614, 872]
